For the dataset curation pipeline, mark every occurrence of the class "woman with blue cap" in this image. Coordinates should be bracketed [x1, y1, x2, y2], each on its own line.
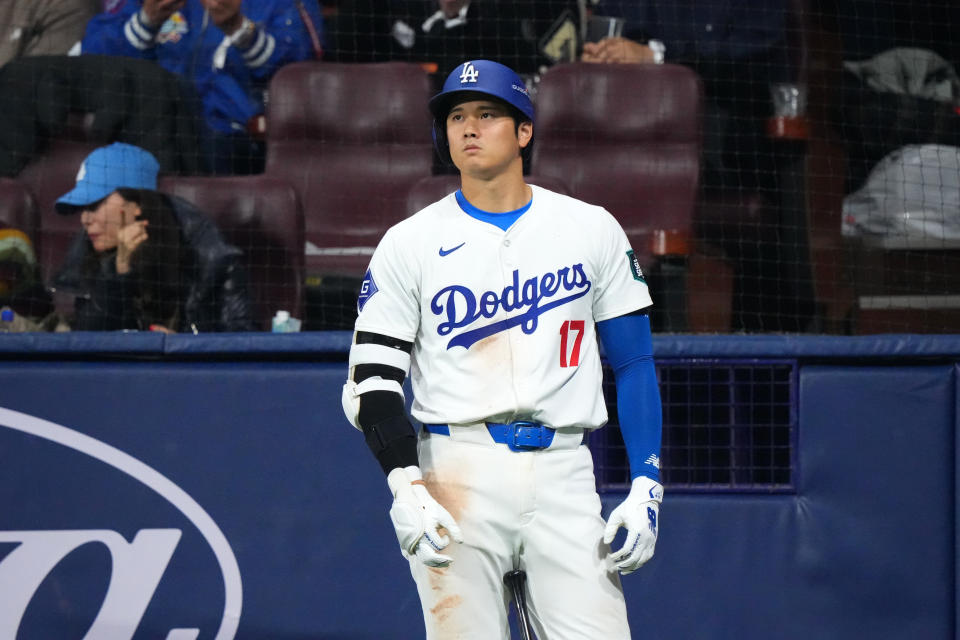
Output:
[52, 142, 253, 332]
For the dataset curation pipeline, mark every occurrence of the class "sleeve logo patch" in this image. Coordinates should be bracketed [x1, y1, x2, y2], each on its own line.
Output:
[357, 269, 379, 313]
[626, 250, 645, 282]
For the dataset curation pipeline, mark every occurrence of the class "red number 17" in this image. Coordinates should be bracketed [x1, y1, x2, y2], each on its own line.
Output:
[559, 320, 585, 367]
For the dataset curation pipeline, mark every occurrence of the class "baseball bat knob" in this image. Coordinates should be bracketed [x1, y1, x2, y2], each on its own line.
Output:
[504, 569, 525, 585]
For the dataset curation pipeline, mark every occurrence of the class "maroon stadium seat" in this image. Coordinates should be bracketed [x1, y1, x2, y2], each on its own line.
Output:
[159, 175, 305, 331]
[0, 178, 39, 244]
[16, 138, 100, 282]
[533, 63, 702, 268]
[265, 61, 435, 278]
[532, 62, 703, 329]
[405, 174, 571, 216]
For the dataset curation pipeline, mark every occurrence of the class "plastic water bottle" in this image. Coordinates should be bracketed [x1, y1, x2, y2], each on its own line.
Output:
[272, 310, 301, 333]
[272, 310, 291, 333]
[271, 309, 300, 333]
[0, 307, 14, 332]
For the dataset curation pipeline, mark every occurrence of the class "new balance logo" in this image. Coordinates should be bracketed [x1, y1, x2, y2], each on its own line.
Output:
[645, 454, 660, 469]
[439, 242, 466, 256]
[459, 62, 479, 83]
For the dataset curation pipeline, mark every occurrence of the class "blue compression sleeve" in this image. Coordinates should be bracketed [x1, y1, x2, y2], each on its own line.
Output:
[596, 313, 662, 482]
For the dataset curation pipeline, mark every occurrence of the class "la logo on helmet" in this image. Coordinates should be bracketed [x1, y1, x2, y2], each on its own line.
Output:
[459, 62, 479, 84]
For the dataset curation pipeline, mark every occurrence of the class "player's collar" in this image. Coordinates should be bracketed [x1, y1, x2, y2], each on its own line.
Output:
[455, 189, 532, 232]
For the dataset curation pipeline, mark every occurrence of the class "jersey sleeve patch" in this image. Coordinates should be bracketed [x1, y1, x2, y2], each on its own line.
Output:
[357, 268, 380, 313]
[626, 250, 646, 283]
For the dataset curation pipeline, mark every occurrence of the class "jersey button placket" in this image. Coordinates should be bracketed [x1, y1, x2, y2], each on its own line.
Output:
[500, 235, 529, 413]
[496, 240, 521, 417]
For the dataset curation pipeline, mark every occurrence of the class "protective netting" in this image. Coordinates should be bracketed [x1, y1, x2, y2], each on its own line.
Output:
[596, 360, 795, 492]
[0, 0, 958, 334]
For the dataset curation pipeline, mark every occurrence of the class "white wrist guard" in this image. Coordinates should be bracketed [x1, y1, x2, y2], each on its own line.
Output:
[631, 475, 664, 503]
[386, 465, 422, 498]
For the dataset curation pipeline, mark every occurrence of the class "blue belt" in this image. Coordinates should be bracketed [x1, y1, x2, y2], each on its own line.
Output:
[424, 421, 556, 452]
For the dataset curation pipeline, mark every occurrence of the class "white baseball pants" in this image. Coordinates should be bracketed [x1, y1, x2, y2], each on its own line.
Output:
[408, 426, 632, 639]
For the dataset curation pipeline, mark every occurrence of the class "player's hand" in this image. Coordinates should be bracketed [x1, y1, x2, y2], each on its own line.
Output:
[115, 202, 149, 275]
[581, 37, 657, 64]
[603, 475, 663, 574]
[387, 466, 464, 567]
[141, 0, 186, 28]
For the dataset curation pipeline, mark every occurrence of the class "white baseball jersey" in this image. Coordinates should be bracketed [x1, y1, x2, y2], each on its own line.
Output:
[355, 184, 652, 428]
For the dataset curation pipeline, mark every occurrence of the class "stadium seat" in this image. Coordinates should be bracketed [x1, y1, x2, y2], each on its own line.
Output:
[532, 62, 704, 330]
[16, 137, 100, 283]
[264, 61, 435, 279]
[847, 236, 960, 333]
[159, 175, 305, 331]
[0, 178, 39, 244]
[405, 174, 571, 215]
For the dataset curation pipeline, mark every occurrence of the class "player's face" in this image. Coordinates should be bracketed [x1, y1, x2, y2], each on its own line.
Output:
[446, 100, 532, 178]
[79, 192, 125, 252]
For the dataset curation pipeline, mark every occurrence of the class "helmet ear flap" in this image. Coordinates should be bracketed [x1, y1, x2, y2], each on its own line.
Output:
[432, 119, 453, 166]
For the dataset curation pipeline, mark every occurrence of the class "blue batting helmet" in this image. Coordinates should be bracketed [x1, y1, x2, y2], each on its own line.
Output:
[429, 60, 535, 166]
[429, 60, 535, 123]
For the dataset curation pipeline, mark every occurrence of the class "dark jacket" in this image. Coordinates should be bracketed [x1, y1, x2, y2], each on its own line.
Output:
[329, 0, 575, 78]
[53, 194, 254, 332]
[0, 54, 204, 177]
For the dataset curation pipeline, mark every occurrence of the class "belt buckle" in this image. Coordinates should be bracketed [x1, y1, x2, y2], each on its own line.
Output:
[509, 421, 544, 451]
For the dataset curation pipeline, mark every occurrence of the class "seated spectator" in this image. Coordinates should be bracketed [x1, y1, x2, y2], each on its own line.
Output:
[329, 0, 575, 80]
[79, 0, 323, 175]
[582, 0, 794, 194]
[581, 1, 818, 333]
[0, 0, 101, 68]
[52, 142, 254, 332]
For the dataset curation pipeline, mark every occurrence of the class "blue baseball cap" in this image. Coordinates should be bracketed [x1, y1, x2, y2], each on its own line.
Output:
[55, 142, 159, 214]
[429, 60, 534, 123]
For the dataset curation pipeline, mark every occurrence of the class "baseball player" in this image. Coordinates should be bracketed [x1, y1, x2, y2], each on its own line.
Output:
[342, 59, 663, 638]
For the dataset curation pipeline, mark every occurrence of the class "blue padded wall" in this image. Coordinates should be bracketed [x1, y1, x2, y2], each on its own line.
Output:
[796, 365, 955, 639]
[0, 335, 957, 639]
[0, 361, 422, 639]
[607, 364, 957, 640]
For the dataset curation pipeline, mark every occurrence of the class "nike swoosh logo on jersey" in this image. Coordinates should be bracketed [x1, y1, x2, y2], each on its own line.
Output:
[439, 242, 466, 256]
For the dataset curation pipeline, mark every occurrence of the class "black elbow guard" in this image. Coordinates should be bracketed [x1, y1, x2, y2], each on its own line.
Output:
[363, 414, 418, 474]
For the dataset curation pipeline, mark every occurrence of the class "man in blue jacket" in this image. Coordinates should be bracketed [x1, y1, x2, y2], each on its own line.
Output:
[81, 0, 323, 174]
